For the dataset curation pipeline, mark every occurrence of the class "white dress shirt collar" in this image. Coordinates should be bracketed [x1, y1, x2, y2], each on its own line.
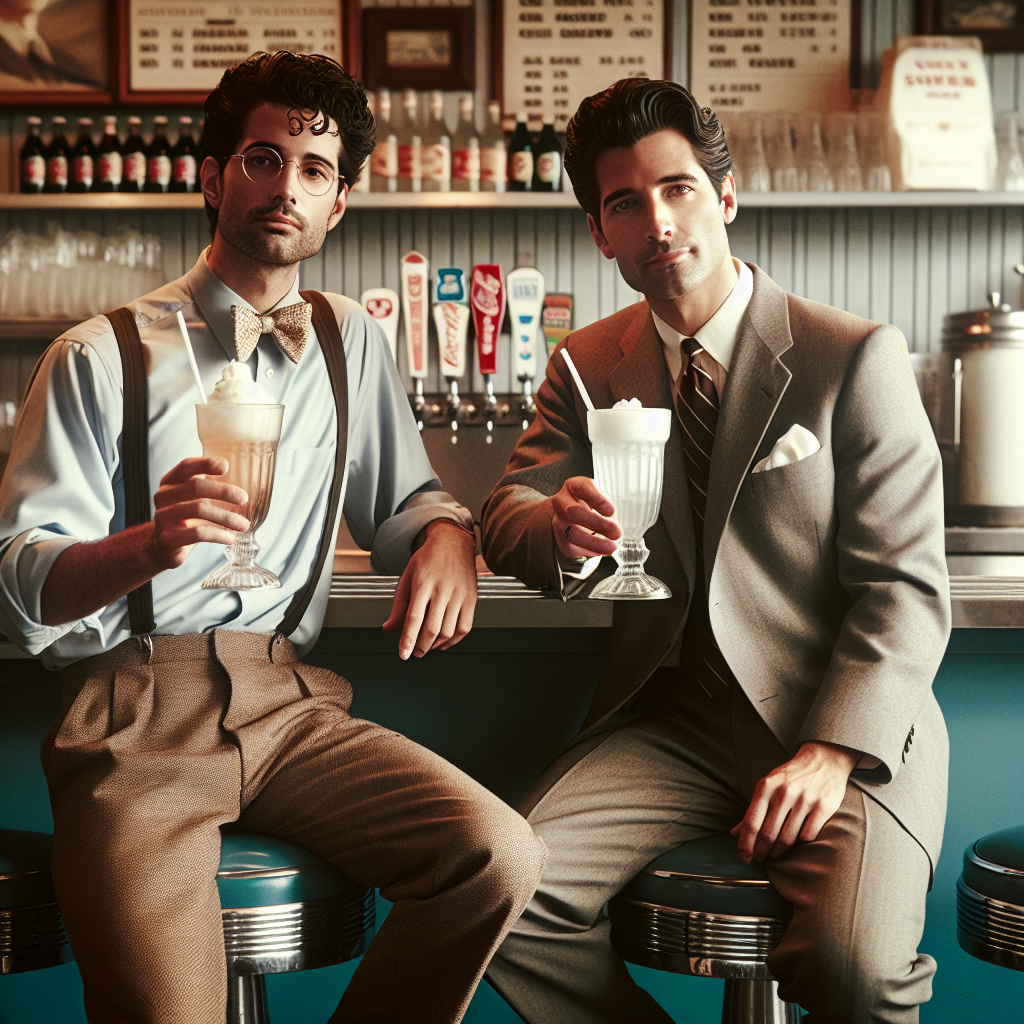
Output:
[651, 258, 754, 380]
[187, 247, 304, 363]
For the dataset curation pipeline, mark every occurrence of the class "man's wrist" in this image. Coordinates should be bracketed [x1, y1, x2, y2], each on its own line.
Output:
[799, 740, 860, 775]
[415, 517, 476, 550]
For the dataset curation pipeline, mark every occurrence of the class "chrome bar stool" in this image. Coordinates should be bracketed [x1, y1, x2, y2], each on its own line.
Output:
[218, 831, 375, 1024]
[956, 824, 1024, 973]
[609, 834, 802, 1024]
[0, 829, 74, 975]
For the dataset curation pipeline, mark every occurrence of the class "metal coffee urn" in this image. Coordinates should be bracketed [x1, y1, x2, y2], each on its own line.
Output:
[935, 293, 1024, 526]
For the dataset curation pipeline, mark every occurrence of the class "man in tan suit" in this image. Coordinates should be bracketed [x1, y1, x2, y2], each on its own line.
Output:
[481, 78, 950, 1023]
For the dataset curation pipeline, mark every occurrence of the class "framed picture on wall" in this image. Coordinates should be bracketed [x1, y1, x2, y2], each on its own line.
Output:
[361, 7, 475, 92]
[918, 0, 1024, 52]
[0, 0, 113, 106]
[117, 0, 359, 105]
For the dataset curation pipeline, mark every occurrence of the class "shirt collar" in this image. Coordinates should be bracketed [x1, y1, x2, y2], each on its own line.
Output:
[186, 247, 304, 363]
[651, 258, 753, 376]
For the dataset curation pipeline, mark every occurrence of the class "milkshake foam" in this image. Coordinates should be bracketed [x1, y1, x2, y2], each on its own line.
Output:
[203, 363, 281, 442]
[588, 403, 671, 444]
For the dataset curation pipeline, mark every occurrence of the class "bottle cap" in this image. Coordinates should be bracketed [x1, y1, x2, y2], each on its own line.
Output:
[128, 115, 142, 125]
[52, 115, 66, 125]
[78, 117, 93, 126]
[105, 115, 117, 125]
[154, 115, 168, 124]
[543, 115, 554, 125]
[179, 115, 192, 125]
[516, 112, 527, 123]
[27, 115, 41, 125]
[459, 95, 473, 113]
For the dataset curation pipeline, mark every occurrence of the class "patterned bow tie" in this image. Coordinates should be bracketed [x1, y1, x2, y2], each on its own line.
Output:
[231, 301, 313, 363]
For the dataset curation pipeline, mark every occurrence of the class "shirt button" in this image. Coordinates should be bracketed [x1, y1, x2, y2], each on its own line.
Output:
[266, 368, 275, 377]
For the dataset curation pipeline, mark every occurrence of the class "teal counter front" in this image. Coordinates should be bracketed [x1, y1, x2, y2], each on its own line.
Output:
[1, 579, 1021, 1023]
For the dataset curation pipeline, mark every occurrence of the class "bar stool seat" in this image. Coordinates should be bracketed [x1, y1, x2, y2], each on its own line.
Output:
[218, 831, 375, 1024]
[0, 829, 74, 974]
[957, 824, 1024, 972]
[609, 834, 802, 1024]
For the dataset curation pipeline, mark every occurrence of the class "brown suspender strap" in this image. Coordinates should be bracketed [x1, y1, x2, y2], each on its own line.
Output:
[105, 306, 157, 637]
[276, 290, 349, 637]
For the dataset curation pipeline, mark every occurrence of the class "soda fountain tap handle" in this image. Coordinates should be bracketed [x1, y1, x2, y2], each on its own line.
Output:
[507, 267, 545, 428]
[401, 250, 430, 389]
[360, 288, 401, 363]
[433, 267, 470, 437]
[471, 262, 505, 393]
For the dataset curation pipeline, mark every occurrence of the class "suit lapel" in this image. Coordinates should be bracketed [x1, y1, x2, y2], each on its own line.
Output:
[703, 268, 794, 576]
[607, 305, 696, 596]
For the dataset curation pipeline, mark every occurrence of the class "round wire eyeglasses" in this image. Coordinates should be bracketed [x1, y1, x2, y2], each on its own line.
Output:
[225, 147, 339, 197]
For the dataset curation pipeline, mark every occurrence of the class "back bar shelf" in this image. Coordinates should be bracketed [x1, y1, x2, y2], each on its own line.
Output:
[1, 192, 1022, 211]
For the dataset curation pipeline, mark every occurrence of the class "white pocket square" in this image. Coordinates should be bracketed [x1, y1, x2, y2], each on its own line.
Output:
[752, 424, 820, 474]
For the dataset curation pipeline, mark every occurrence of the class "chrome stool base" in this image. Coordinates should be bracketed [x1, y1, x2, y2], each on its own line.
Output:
[722, 980, 801, 1024]
[0, 902, 74, 974]
[956, 876, 1024, 973]
[227, 972, 272, 1024]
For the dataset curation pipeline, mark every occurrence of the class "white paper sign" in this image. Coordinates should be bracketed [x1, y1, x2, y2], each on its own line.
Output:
[882, 41, 996, 191]
[689, 0, 851, 112]
[503, 0, 665, 131]
[129, 0, 341, 93]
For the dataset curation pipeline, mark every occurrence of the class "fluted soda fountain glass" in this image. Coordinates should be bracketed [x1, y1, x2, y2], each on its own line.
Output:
[587, 408, 672, 600]
[196, 403, 284, 590]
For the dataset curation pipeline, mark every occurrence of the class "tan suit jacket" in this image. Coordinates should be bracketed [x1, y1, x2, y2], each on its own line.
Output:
[482, 264, 951, 873]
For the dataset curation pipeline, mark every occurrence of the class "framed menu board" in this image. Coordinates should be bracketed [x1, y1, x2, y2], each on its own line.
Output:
[498, 0, 670, 131]
[118, 0, 359, 104]
[689, 0, 852, 112]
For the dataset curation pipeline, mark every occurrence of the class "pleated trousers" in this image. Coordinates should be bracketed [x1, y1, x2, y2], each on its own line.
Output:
[42, 630, 546, 1024]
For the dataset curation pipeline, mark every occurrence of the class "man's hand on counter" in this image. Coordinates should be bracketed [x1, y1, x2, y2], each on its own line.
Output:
[383, 520, 478, 660]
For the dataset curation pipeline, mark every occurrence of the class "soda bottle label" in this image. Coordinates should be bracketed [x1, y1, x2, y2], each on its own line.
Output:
[148, 154, 171, 187]
[72, 154, 93, 187]
[480, 146, 506, 184]
[22, 155, 45, 188]
[98, 152, 123, 184]
[370, 136, 397, 178]
[421, 143, 450, 183]
[124, 151, 146, 185]
[173, 154, 196, 186]
[536, 151, 561, 185]
[510, 150, 533, 183]
[397, 139, 421, 180]
[47, 155, 68, 188]
[452, 143, 480, 182]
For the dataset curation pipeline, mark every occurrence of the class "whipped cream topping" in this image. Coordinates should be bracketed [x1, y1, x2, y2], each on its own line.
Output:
[209, 361, 275, 405]
[612, 397, 643, 410]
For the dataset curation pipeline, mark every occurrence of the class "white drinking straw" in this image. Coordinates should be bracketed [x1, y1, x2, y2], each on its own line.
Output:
[560, 349, 596, 412]
[176, 310, 207, 404]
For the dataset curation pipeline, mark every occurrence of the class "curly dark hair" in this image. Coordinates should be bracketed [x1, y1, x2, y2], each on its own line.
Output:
[200, 50, 375, 232]
[565, 78, 731, 225]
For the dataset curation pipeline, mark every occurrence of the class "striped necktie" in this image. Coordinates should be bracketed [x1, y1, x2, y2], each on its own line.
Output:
[672, 337, 735, 697]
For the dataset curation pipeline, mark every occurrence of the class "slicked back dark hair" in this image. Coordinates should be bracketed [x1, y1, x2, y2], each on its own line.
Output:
[565, 78, 731, 225]
[200, 50, 375, 233]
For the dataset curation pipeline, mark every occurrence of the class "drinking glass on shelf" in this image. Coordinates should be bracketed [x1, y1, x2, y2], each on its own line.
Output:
[587, 407, 673, 601]
[767, 114, 800, 193]
[196, 402, 285, 591]
[829, 114, 864, 192]
[798, 116, 834, 192]
[743, 115, 772, 192]
[995, 111, 1024, 191]
[858, 113, 892, 192]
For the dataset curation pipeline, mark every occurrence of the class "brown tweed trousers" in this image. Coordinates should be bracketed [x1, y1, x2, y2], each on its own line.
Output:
[41, 630, 546, 1024]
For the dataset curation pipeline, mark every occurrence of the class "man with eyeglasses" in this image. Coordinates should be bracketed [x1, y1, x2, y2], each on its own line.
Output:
[0, 51, 545, 1024]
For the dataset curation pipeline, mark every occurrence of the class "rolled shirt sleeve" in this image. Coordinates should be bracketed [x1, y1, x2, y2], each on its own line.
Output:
[337, 308, 472, 576]
[0, 329, 124, 654]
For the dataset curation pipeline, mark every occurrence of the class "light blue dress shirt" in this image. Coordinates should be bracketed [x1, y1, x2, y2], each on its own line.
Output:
[0, 251, 471, 668]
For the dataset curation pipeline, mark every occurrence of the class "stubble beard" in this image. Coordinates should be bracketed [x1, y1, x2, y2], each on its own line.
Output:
[617, 229, 729, 303]
[217, 201, 328, 267]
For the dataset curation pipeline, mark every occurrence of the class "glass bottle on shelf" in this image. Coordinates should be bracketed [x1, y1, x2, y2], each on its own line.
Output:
[451, 94, 479, 192]
[144, 116, 172, 193]
[370, 88, 398, 193]
[170, 116, 197, 193]
[68, 118, 97, 193]
[395, 89, 421, 193]
[44, 116, 70, 193]
[532, 115, 562, 192]
[121, 116, 147, 193]
[859, 113, 892, 192]
[479, 101, 507, 193]
[421, 90, 451, 193]
[19, 116, 46, 194]
[831, 116, 863, 192]
[95, 115, 123, 193]
[769, 114, 799, 193]
[507, 112, 534, 192]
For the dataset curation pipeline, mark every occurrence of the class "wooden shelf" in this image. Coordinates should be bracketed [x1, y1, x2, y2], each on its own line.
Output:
[2, 191, 1023, 212]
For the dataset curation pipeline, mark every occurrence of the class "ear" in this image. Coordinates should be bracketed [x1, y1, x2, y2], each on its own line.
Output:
[200, 156, 223, 210]
[720, 171, 738, 226]
[327, 184, 349, 231]
[587, 212, 615, 261]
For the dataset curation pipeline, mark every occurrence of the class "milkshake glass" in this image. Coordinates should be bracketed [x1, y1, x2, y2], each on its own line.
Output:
[197, 364, 284, 590]
[587, 405, 672, 600]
